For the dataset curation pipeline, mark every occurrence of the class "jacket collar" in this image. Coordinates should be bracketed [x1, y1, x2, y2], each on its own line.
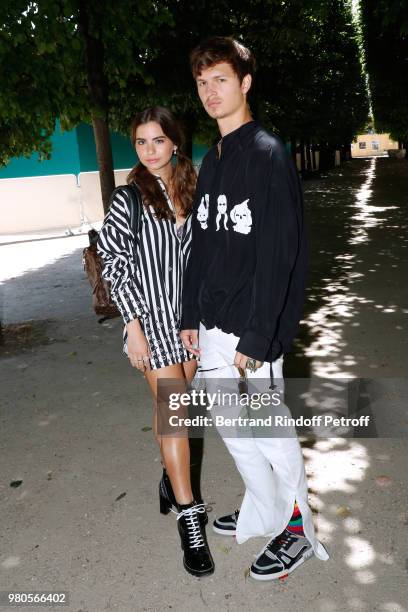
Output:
[217, 120, 258, 156]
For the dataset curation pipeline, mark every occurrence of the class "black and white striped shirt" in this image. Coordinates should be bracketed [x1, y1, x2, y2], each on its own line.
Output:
[97, 178, 193, 369]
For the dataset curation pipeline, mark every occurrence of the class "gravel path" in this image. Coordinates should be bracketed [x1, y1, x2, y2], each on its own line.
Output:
[1, 158, 407, 612]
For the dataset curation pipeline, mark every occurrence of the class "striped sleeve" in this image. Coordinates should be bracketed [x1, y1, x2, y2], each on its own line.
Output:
[97, 189, 149, 324]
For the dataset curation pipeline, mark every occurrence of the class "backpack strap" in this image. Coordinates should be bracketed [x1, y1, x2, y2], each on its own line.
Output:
[125, 183, 143, 236]
[108, 183, 143, 236]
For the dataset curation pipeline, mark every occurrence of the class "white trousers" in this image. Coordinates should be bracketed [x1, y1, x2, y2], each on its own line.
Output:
[199, 324, 329, 560]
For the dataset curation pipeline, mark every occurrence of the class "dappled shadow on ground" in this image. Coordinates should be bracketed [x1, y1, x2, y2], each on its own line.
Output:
[300, 436, 408, 612]
[288, 157, 408, 379]
[0, 319, 53, 356]
[285, 158, 408, 612]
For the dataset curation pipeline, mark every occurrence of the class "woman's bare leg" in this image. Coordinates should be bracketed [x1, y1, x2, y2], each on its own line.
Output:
[152, 359, 197, 451]
[144, 361, 197, 505]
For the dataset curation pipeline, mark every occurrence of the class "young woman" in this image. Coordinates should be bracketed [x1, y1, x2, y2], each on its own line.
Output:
[97, 106, 214, 577]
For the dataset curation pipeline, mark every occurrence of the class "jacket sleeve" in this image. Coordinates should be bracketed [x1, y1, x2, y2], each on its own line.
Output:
[236, 142, 306, 362]
[97, 188, 150, 324]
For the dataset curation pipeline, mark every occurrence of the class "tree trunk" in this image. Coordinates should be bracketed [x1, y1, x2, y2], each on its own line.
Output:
[319, 144, 326, 170]
[320, 143, 334, 171]
[92, 115, 115, 214]
[290, 138, 297, 163]
[300, 142, 306, 174]
[306, 142, 312, 173]
[78, 1, 115, 214]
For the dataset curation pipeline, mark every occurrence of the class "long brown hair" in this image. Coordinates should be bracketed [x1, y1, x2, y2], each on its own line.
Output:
[127, 106, 196, 220]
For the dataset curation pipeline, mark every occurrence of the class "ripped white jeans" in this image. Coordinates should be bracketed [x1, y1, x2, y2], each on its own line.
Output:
[198, 323, 329, 560]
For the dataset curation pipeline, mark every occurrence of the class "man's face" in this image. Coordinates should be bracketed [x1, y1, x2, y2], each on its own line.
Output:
[196, 62, 251, 120]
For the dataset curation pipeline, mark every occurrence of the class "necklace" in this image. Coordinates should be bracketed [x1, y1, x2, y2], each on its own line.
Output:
[173, 205, 185, 228]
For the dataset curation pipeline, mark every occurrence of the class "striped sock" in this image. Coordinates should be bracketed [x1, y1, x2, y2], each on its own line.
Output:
[286, 501, 305, 536]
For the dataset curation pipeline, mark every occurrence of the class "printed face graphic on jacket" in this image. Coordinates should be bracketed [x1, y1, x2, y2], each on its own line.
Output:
[230, 200, 252, 234]
[197, 195, 209, 229]
[216, 194, 228, 231]
[197, 194, 252, 235]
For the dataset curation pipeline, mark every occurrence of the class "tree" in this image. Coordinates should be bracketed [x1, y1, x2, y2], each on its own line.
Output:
[242, 0, 368, 169]
[0, 0, 171, 212]
[360, 0, 408, 151]
[118, 0, 368, 171]
[0, 0, 370, 197]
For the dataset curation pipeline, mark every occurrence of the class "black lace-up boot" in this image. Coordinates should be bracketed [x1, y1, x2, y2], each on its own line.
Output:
[159, 468, 208, 526]
[159, 468, 177, 514]
[177, 501, 214, 577]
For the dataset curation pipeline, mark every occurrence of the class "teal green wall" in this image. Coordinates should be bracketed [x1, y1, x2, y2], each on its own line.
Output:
[192, 143, 208, 165]
[76, 123, 97, 172]
[76, 123, 138, 172]
[111, 130, 138, 169]
[0, 122, 208, 180]
[0, 121, 81, 179]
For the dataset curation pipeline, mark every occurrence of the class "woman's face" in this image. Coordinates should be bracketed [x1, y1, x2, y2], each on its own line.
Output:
[134, 121, 174, 177]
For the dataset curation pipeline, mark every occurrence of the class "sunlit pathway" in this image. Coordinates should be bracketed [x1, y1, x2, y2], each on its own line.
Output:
[290, 159, 408, 612]
[298, 157, 408, 379]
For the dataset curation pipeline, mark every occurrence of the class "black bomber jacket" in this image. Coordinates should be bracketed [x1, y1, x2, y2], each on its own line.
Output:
[181, 120, 307, 363]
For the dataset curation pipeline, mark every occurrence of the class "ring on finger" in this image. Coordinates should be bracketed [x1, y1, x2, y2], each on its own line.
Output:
[246, 357, 257, 373]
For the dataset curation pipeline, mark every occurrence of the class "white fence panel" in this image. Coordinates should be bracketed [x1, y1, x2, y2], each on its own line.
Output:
[0, 174, 80, 235]
[0, 169, 134, 236]
[79, 169, 131, 224]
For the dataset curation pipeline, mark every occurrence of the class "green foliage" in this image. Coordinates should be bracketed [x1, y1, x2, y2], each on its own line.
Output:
[360, 0, 408, 143]
[0, 0, 369, 166]
[0, 0, 171, 165]
[129, 0, 368, 148]
[240, 0, 369, 145]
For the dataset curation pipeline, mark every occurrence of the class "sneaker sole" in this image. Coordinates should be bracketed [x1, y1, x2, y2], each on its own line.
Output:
[212, 525, 236, 536]
[249, 548, 314, 581]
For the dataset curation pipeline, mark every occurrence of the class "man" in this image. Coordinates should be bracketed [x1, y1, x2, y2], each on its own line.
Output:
[181, 36, 329, 580]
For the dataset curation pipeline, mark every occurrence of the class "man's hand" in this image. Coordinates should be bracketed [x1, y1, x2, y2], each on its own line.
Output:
[180, 329, 200, 356]
[234, 351, 263, 372]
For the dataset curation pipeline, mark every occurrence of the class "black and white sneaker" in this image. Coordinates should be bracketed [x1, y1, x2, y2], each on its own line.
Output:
[250, 529, 314, 581]
[213, 509, 240, 535]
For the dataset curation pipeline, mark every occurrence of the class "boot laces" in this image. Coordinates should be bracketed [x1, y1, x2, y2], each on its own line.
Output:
[177, 504, 206, 549]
